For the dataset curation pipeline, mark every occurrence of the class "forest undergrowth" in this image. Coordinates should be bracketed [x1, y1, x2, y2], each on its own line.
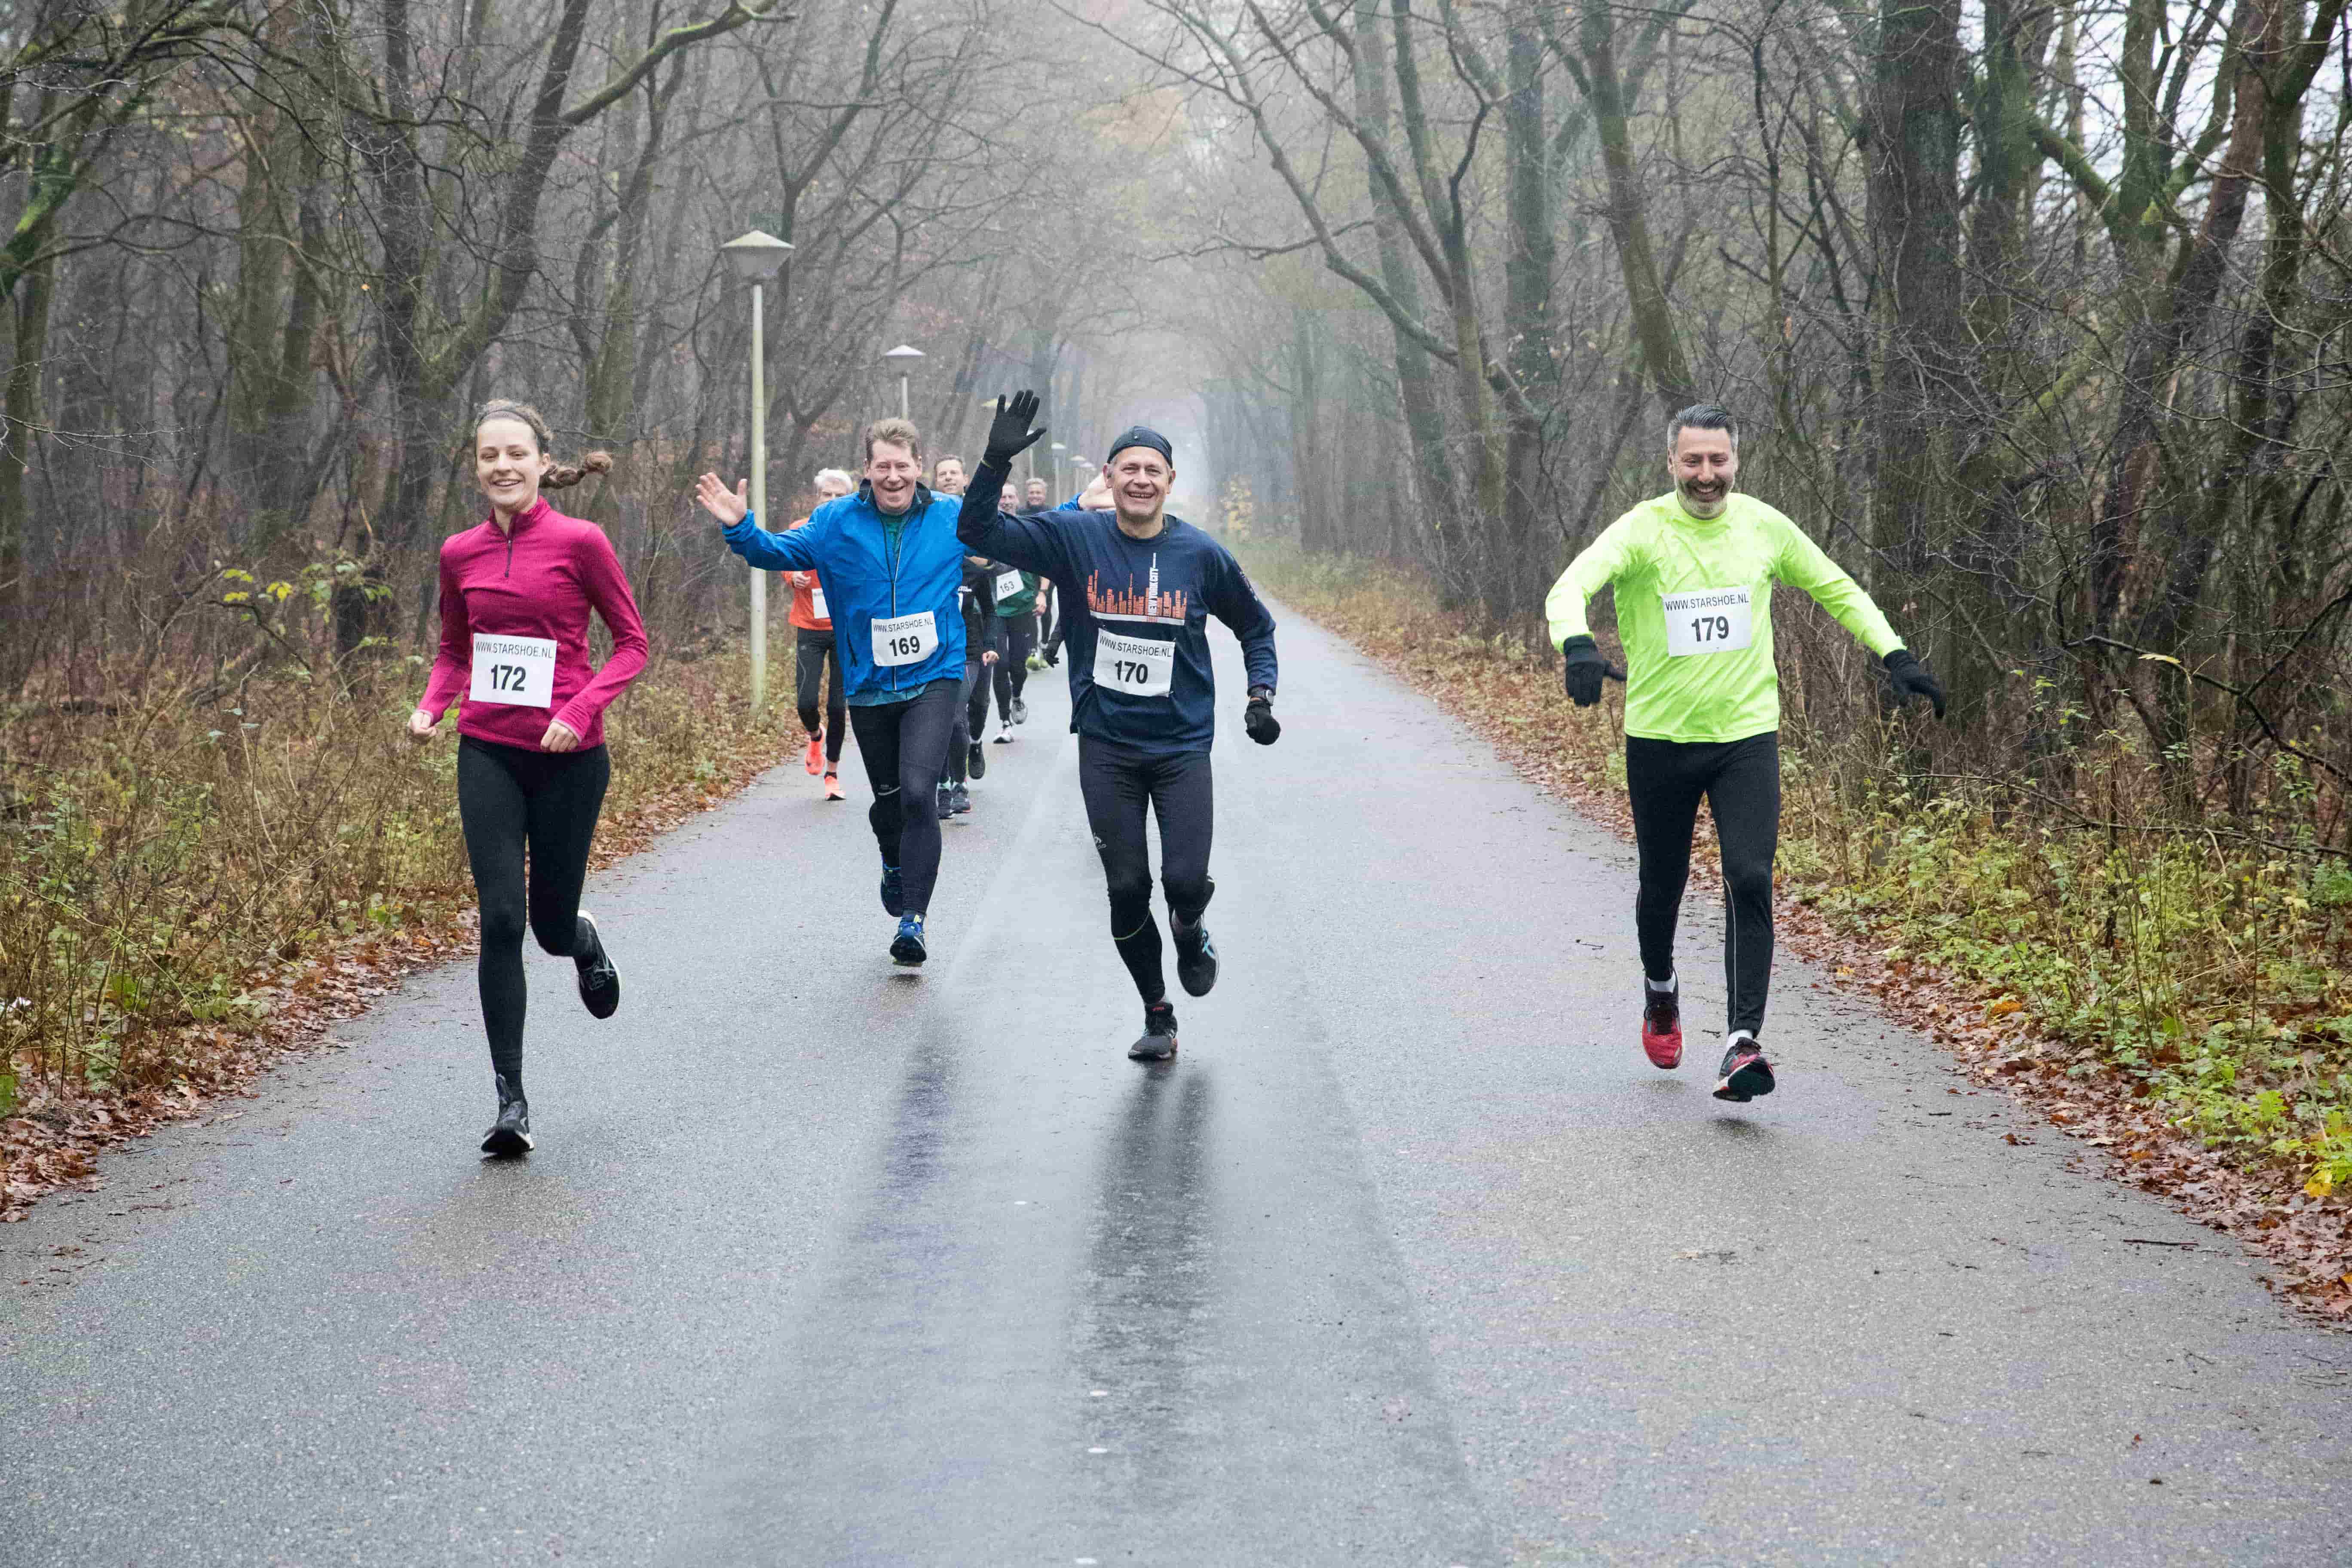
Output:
[0, 637, 796, 1216]
[1245, 543, 2352, 1321]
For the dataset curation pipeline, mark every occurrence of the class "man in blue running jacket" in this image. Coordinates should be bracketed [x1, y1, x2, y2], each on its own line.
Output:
[696, 416, 968, 969]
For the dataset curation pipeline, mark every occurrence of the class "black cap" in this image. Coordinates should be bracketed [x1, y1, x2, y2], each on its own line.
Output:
[1106, 426, 1173, 466]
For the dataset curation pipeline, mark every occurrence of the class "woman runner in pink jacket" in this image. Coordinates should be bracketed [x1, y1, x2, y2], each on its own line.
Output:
[410, 400, 649, 1156]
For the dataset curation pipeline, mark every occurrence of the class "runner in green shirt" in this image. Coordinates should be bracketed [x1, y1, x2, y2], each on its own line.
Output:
[1547, 402, 1945, 1102]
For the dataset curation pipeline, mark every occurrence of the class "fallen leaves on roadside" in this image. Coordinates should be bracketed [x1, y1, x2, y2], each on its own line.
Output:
[1261, 577, 2352, 1329]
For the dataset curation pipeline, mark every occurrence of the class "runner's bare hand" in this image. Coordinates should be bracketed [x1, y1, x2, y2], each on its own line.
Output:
[694, 473, 749, 526]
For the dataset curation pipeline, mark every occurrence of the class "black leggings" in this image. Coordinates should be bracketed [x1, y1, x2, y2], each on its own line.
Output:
[993, 621, 1035, 717]
[845, 680, 959, 914]
[457, 736, 609, 1095]
[1078, 737, 1214, 1004]
[947, 662, 984, 784]
[795, 628, 845, 763]
[1626, 732, 1780, 1038]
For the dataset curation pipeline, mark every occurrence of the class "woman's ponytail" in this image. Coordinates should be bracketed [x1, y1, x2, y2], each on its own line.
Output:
[544, 450, 614, 490]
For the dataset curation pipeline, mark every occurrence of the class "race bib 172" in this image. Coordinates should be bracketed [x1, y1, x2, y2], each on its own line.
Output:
[470, 634, 557, 707]
[1093, 628, 1175, 698]
[1661, 586, 1755, 657]
[871, 609, 937, 667]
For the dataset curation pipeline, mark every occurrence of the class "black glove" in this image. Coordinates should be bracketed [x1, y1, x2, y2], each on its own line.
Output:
[1244, 692, 1280, 745]
[1044, 646, 1060, 667]
[1561, 635, 1611, 707]
[983, 391, 1047, 469]
[1882, 647, 1946, 719]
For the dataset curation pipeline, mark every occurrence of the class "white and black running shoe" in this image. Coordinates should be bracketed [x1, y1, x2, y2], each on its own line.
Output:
[481, 1073, 533, 1156]
[575, 911, 619, 1020]
[1173, 919, 1218, 997]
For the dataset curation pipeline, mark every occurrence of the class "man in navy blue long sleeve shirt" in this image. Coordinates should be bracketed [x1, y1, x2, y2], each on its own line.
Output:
[959, 392, 1282, 1062]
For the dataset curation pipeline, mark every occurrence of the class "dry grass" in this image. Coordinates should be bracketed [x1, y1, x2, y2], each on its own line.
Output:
[1, 642, 796, 1213]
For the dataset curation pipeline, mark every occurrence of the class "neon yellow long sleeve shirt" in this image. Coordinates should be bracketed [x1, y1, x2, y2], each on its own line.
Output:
[1545, 490, 1902, 744]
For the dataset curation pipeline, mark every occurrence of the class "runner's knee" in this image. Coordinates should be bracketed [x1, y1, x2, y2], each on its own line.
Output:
[1720, 848, 1774, 904]
[1161, 869, 1210, 919]
[1104, 871, 1152, 930]
[479, 894, 527, 953]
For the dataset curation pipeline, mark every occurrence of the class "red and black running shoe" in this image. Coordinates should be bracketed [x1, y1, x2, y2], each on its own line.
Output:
[1641, 982, 1682, 1069]
[1712, 1035, 1775, 1102]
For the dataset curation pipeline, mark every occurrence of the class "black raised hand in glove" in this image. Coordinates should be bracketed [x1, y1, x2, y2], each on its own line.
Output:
[1560, 635, 1618, 707]
[1243, 689, 1280, 745]
[983, 391, 1047, 469]
[1882, 648, 1946, 719]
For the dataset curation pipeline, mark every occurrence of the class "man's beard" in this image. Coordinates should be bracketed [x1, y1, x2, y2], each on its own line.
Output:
[1681, 477, 1730, 507]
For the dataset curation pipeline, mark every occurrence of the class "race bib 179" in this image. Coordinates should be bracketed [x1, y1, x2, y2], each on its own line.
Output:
[1093, 628, 1175, 698]
[1661, 586, 1755, 657]
[871, 609, 937, 667]
[470, 634, 557, 707]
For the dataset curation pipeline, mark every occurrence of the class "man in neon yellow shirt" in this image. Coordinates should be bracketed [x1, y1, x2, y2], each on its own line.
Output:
[1547, 404, 1944, 1102]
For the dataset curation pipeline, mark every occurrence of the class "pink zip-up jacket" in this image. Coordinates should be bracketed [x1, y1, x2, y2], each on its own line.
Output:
[418, 496, 650, 752]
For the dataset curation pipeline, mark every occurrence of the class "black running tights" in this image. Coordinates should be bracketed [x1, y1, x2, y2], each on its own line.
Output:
[846, 680, 959, 914]
[1626, 732, 1780, 1038]
[947, 661, 985, 784]
[1078, 738, 1213, 1004]
[993, 621, 1035, 718]
[457, 736, 609, 1095]
[794, 628, 845, 763]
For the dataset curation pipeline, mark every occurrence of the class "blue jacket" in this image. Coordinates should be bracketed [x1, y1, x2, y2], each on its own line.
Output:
[959, 459, 1277, 754]
[723, 484, 968, 699]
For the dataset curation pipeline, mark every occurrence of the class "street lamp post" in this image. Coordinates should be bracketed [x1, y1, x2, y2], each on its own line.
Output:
[1050, 441, 1066, 498]
[883, 344, 925, 423]
[722, 230, 793, 711]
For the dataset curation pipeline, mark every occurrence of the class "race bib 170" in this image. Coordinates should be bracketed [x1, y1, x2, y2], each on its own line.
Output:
[1661, 586, 1755, 657]
[470, 634, 557, 707]
[1093, 628, 1175, 698]
[871, 609, 937, 667]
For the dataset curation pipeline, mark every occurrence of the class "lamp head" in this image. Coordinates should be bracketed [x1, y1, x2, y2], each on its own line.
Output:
[720, 230, 792, 282]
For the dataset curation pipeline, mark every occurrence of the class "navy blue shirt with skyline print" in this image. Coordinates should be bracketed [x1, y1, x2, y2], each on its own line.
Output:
[958, 459, 1278, 755]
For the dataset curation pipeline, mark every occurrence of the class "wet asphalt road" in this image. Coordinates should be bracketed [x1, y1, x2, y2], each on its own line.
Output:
[5, 606, 2352, 1567]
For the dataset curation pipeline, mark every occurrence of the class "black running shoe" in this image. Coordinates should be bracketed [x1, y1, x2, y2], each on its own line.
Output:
[1173, 919, 1218, 997]
[481, 1073, 533, 1156]
[950, 782, 972, 814]
[968, 740, 986, 778]
[1712, 1035, 1775, 1102]
[935, 783, 954, 820]
[891, 914, 928, 967]
[574, 911, 620, 1020]
[879, 865, 904, 917]
[1128, 1001, 1179, 1062]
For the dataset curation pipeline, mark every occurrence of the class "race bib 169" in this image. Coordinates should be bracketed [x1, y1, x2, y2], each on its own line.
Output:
[871, 609, 938, 667]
